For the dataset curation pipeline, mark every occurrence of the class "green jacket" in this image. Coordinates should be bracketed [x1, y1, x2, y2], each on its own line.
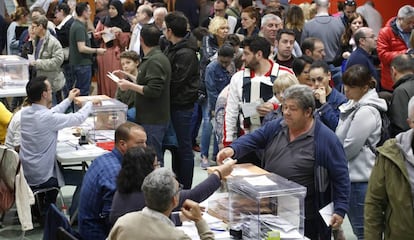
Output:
[365, 138, 414, 240]
[135, 47, 171, 124]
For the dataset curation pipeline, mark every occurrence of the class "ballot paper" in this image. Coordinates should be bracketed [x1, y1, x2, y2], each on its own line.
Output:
[106, 72, 120, 83]
[102, 29, 115, 43]
[319, 202, 333, 227]
[177, 212, 231, 240]
[241, 98, 264, 118]
[230, 167, 252, 176]
[243, 175, 277, 186]
[242, 214, 303, 239]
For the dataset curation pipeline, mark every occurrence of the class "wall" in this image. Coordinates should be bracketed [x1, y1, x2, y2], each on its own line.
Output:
[289, 0, 411, 27]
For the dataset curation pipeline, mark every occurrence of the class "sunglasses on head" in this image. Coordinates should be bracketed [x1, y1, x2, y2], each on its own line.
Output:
[344, 0, 356, 6]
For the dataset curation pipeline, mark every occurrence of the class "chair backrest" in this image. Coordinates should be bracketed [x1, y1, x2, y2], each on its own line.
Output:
[43, 204, 79, 240]
[0, 146, 20, 191]
[57, 227, 78, 240]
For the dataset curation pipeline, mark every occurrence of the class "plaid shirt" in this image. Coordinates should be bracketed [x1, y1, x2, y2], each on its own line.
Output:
[78, 147, 122, 240]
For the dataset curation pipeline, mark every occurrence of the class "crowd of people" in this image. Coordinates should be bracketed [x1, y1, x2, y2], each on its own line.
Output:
[1, 0, 414, 239]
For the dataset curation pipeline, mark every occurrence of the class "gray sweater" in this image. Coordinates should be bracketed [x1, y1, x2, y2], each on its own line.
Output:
[336, 89, 387, 182]
[301, 15, 344, 62]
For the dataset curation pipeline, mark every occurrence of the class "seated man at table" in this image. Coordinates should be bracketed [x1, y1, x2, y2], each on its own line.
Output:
[217, 85, 350, 240]
[78, 122, 147, 240]
[108, 168, 214, 240]
[19, 75, 97, 223]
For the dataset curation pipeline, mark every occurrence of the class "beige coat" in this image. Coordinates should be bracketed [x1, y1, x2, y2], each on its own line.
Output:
[108, 211, 214, 240]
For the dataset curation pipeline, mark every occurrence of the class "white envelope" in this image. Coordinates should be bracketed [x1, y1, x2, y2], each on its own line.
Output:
[319, 202, 333, 227]
[106, 72, 120, 83]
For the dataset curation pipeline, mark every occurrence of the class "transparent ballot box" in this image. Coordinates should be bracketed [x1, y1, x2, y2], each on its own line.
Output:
[90, 98, 127, 141]
[228, 173, 307, 240]
[0, 55, 29, 88]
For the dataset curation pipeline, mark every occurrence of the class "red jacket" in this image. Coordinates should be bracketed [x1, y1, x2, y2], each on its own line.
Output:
[377, 17, 408, 91]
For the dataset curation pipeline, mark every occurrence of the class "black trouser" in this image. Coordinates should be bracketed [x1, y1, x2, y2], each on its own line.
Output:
[30, 177, 59, 225]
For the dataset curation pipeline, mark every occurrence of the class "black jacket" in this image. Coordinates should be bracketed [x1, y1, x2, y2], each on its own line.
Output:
[164, 33, 199, 110]
[55, 16, 74, 48]
[389, 73, 414, 137]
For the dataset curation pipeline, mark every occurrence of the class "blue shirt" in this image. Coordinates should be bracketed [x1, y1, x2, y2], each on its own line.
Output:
[20, 99, 92, 186]
[78, 147, 123, 240]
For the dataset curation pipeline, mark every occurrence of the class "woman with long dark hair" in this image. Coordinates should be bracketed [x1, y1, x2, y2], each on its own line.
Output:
[94, 0, 131, 98]
[110, 146, 235, 225]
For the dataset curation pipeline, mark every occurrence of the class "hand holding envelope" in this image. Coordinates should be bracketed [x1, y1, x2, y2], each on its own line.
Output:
[319, 202, 343, 229]
[108, 72, 133, 91]
[106, 72, 121, 83]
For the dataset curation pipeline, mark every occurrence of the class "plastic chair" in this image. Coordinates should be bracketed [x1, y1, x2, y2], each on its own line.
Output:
[32, 187, 65, 227]
[57, 227, 78, 240]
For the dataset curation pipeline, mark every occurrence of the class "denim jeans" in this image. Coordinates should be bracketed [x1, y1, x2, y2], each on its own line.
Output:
[52, 90, 63, 106]
[200, 101, 218, 160]
[141, 123, 168, 166]
[62, 64, 74, 98]
[348, 182, 368, 240]
[190, 103, 202, 146]
[70, 65, 92, 96]
[171, 108, 195, 189]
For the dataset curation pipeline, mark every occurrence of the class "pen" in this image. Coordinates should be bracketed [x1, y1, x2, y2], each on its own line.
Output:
[210, 228, 226, 232]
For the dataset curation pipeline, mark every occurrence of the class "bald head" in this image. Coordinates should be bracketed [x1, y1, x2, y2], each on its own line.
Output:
[354, 27, 376, 49]
[315, 0, 329, 8]
[136, 4, 153, 24]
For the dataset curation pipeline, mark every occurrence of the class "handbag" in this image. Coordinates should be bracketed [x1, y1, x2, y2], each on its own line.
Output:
[0, 148, 16, 213]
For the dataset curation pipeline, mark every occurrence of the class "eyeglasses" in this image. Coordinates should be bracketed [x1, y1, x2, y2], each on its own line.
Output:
[344, 0, 356, 6]
[174, 183, 183, 196]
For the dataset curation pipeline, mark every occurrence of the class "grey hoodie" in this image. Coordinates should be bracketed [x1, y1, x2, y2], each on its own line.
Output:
[396, 129, 414, 206]
[336, 89, 387, 182]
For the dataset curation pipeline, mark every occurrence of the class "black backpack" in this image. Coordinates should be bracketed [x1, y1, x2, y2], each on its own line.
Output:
[352, 103, 391, 153]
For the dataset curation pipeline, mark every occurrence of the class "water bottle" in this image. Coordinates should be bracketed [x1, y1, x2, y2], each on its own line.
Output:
[61, 205, 70, 221]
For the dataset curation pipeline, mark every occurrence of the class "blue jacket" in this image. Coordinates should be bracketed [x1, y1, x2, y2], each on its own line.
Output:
[316, 88, 347, 131]
[346, 47, 380, 85]
[230, 118, 350, 236]
[205, 60, 232, 111]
